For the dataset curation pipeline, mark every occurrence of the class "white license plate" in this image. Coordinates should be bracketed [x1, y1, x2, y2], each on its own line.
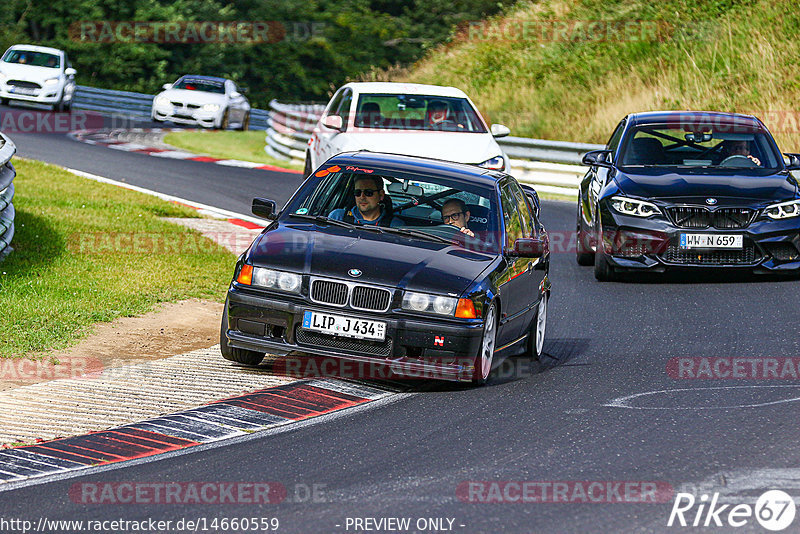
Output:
[302, 310, 386, 341]
[679, 234, 743, 249]
[10, 87, 36, 95]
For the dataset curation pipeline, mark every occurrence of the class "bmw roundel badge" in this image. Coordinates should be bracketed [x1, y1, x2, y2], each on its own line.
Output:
[348, 268, 362, 277]
[706, 198, 718, 205]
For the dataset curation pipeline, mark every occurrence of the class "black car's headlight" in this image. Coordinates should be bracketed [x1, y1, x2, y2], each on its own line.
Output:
[764, 199, 800, 219]
[236, 265, 302, 294]
[402, 291, 458, 316]
[609, 196, 661, 217]
[478, 156, 505, 171]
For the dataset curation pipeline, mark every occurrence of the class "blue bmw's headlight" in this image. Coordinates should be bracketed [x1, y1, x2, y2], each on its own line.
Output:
[764, 199, 800, 219]
[610, 196, 661, 217]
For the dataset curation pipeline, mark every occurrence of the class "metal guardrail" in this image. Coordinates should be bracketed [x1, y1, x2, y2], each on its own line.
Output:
[72, 86, 271, 130]
[0, 133, 17, 261]
[263, 100, 600, 196]
[67, 86, 595, 196]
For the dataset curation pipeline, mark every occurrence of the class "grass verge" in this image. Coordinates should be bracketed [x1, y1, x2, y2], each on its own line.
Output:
[0, 159, 236, 359]
[163, 130, 304, 171]
[385, 0, 800, 151]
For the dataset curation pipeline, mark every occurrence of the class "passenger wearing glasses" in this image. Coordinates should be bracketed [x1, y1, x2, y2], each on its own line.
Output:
[440, 198, 475, 237]
[329, 176, 399, 226]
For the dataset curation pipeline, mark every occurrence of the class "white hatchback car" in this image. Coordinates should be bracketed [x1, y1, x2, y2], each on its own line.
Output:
[152, 75, 251, 130]
[0, 45, 76, 111]
[305, 82, 510, 176]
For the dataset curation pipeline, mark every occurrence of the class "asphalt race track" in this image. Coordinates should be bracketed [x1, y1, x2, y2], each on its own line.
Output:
[3, 115, 800, 532]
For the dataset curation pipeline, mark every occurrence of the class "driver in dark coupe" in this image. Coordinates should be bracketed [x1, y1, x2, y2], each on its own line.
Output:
[440, 198, 475, 237]
[329, 176, 399, 226]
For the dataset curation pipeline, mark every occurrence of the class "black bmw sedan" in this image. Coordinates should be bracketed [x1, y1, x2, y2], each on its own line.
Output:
[577, 111, 800, 280]
[221, 152, 550, 384]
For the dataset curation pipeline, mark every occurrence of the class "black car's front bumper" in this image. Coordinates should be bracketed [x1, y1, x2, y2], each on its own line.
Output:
[224, 286, 485, 382]
[598, 209, 800, 273]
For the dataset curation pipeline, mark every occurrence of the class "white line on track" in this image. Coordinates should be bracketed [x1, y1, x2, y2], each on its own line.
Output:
[53, 163, 266, 225]
[604, 384, 800, 410]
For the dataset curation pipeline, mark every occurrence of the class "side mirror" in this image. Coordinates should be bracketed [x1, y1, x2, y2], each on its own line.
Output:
[511, 237, 545, 258]
[582, 149, 614, 168]
[64, 67, 76, 76]
[323, 115, 343, 131]
[230, 91, 241, 98]
[252, 198, 278, 220]
[784, 153, 800, 171]
[490, 124, 511, 138]
[162, 83, 173, 90]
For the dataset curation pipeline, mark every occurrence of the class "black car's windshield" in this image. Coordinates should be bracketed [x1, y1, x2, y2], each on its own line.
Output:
[618, 126, 782, 170]
[353, 94, 487, 133]
[173, 77, 225, 94]
[284, 166, 501, 252]
[2, 50, 60, 68]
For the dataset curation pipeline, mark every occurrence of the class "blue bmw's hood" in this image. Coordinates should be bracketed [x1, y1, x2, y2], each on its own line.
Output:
[613, 169, 799, 202]
[246, 223, 498, 296]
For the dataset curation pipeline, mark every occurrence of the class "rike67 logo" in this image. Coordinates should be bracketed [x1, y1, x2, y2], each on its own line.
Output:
[668, 490, 796, 531]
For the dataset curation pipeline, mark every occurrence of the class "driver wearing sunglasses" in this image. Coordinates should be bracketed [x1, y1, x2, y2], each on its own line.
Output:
[329, 176, 399, 226]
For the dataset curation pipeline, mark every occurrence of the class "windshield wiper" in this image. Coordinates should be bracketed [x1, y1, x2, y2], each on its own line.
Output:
[379, 227, 453, 245]
[288, 214, 356, 229]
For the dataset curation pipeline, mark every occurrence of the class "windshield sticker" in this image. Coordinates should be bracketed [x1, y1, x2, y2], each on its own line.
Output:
[295, 208, 309, 215]
[345, 166, 374, 173]
[314, 165, 342, 178]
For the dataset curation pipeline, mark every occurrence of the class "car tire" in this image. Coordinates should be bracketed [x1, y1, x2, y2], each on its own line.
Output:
[220, 109, 230, 130]
[239, 112, 250, 131]
[576, 204, 594, 266]
[527, 293, 548, 359]
[219, 302, 265, 365]
[471, 302, 497, 385]
[593, 232, 617, 281]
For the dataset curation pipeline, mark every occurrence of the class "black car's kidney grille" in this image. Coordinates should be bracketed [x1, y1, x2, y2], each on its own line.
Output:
[667, 207, 755, 229]
[351, 286, 391, 311]
[310, 279, 391, 311]
[295, 327, 392, 357]
[311, 280, 348, 306]
[7, 80, 41, 89]
[661, 245, 760, 265]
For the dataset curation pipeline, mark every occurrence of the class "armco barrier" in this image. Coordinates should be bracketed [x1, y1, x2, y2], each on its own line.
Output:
[72, 86, 271, 130]
[263, 100, 602, 196]
[66, 85, 597, 196]
[0, 132, 17, 261]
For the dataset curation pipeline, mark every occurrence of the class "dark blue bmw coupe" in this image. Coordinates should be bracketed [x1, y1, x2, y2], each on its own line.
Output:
[221, 152, 550, 384]
[577, 111, 800, 280]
